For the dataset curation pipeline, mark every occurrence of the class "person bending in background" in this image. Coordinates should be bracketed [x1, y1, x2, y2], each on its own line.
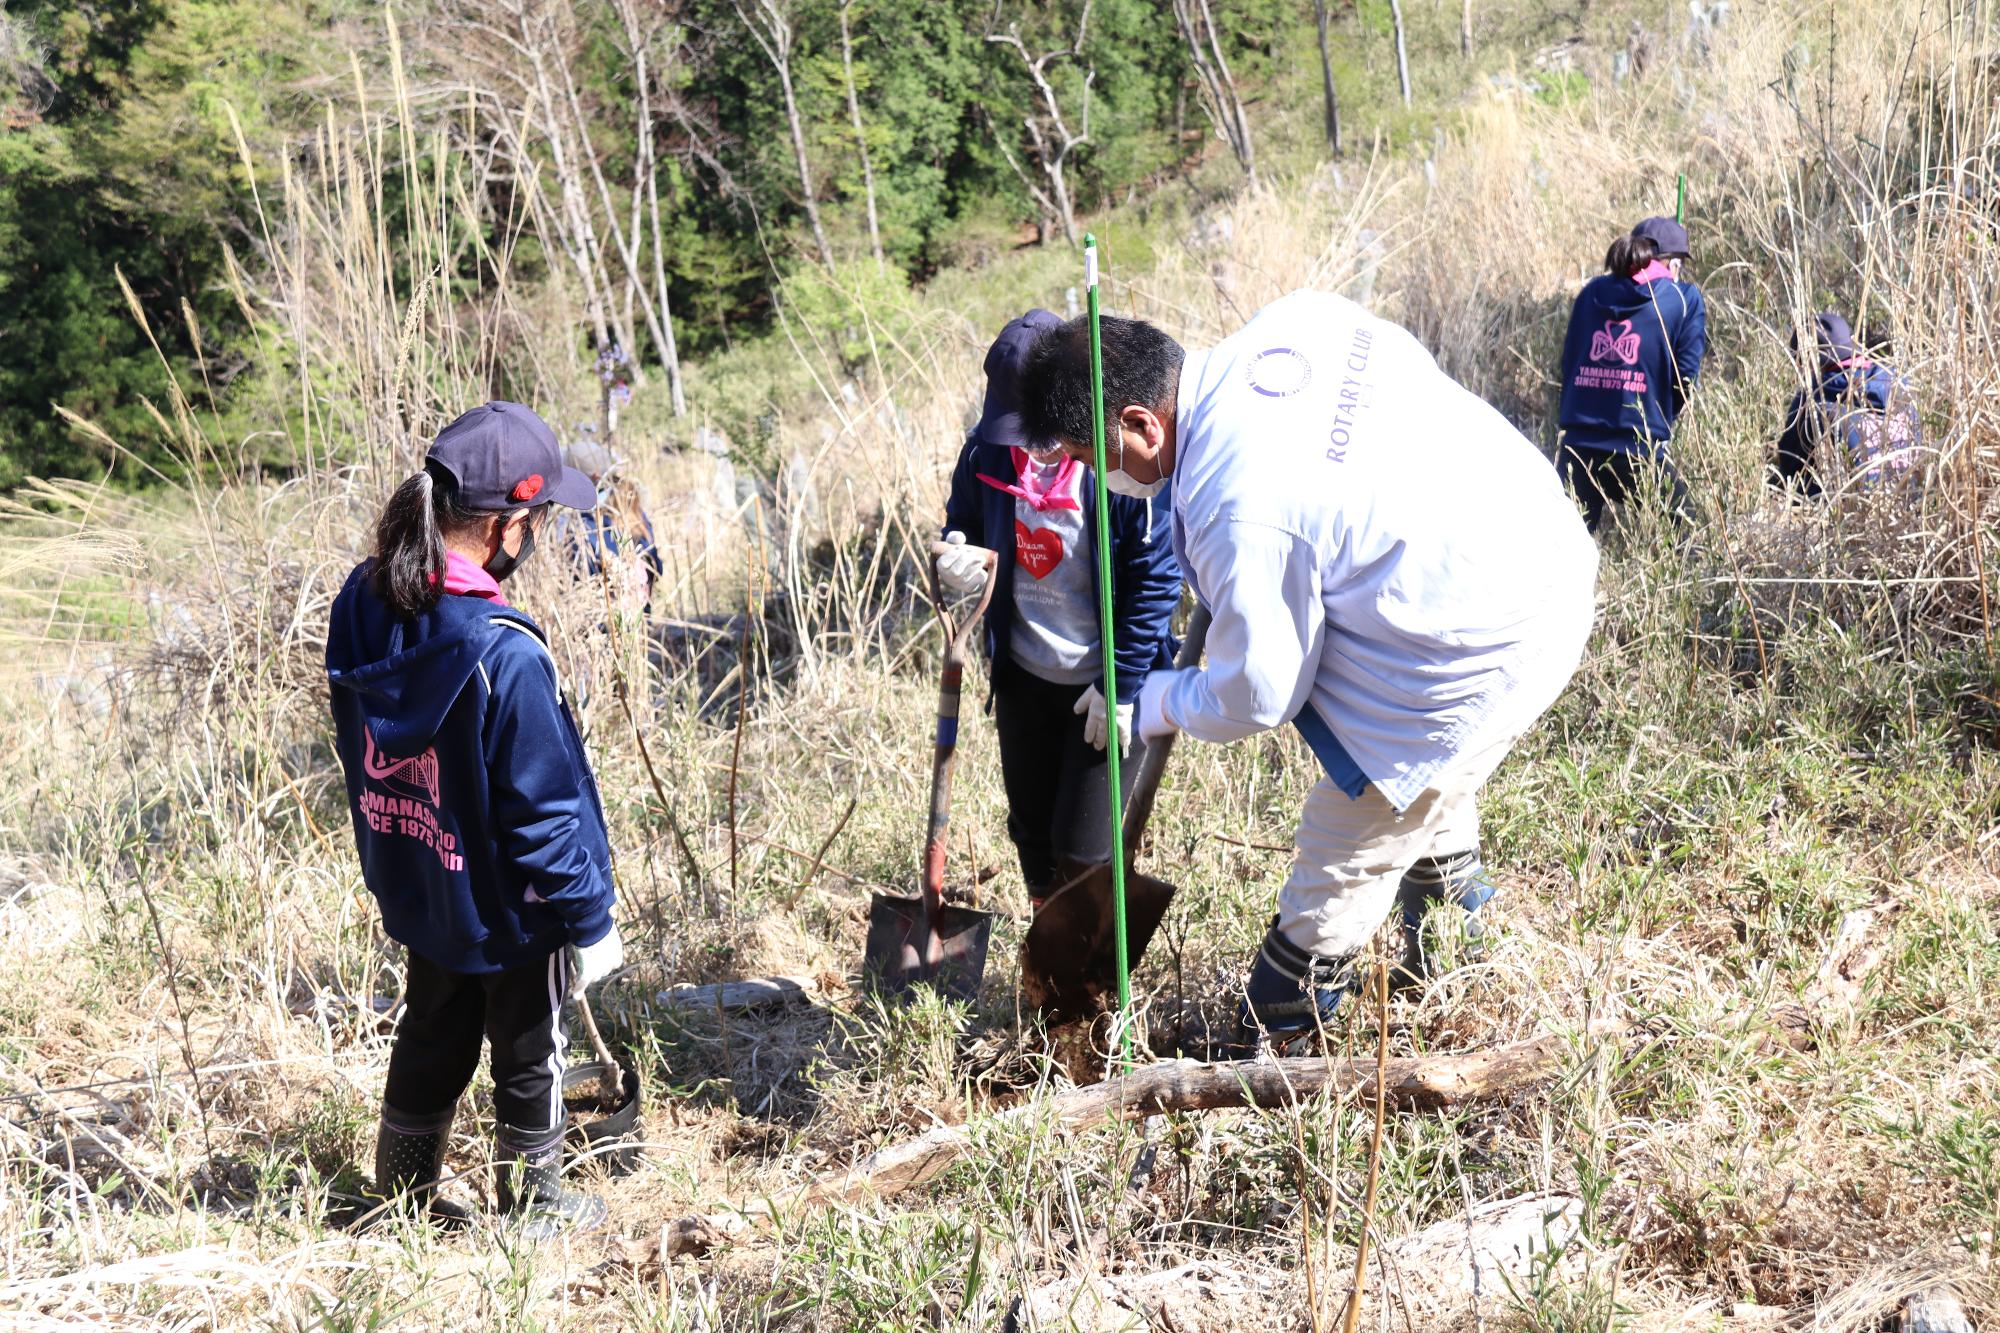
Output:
[1018, 293, 1597, 1047]
[938, 310, 1182, 915]
[1769, 311, 1923, 498]
[326, 402, 625, 1241]
[564, 437, 664, 615]
[1557, 216, 1708, 533]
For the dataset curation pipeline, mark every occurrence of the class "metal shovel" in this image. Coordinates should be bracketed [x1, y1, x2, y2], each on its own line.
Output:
[1020, 603, 1212, 1027]
[862, 541, 1000, 1003]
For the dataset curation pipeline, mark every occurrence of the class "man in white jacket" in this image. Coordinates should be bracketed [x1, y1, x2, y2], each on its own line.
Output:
[1018, 291, 1597, 1041]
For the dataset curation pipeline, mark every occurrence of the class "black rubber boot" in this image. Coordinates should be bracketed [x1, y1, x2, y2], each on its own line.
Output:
[494, 1120, 608, 1242]
[371, 1101, 472, 1230]
[1392, 849, 1496, 991]
[1234, 916, 1357, 1052]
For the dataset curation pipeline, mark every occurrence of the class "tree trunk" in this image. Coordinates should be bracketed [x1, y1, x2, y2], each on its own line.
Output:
[1171, 0, 1257, 185]
[1461, 0, 1474, 59]
[643, 148, 687, 417]
[1313, 0, 1343, 155]
[735, 1, 836, 269]
[1389, 0, 1413, 106]
[616, 0, 687, 414]
[838, 3, 885, 275]
[776, 48, 834, 267]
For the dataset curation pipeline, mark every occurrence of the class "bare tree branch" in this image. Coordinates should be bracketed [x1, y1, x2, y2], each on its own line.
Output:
[984, 2, 1095, 246]
[1171, 0, 1256, 185]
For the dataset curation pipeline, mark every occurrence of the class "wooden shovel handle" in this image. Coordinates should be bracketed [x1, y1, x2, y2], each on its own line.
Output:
[928, 540, 998, 661]
[920, 540, 998, 911]
[1120, 601, 1212, 849]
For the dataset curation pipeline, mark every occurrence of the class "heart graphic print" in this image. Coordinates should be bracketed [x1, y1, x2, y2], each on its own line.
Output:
[1015, 520, 1064, 579]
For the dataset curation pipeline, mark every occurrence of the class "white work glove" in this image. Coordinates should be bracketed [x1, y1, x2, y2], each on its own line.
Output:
[1135, 670, 1183, 742]
[571, 929, 625, 991]
[1073, 682, 1134, 756]
[936, 530, 988, 595]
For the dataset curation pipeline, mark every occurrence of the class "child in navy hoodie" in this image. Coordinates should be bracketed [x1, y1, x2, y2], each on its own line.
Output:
[1770, 311, 1923, 497]
[1557, 217, 1708, 533]
[938, 311, 1181, 914]
[326, 401, 621, 1240]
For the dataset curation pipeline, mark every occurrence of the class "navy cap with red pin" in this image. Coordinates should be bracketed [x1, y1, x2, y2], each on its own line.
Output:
[427, 401, 598, 512]
[1631, 216, 1691, 259]
[974, 308, 1064, 450]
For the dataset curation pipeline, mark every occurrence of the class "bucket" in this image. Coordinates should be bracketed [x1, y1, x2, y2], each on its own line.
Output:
[562, 1060, 643, 1177]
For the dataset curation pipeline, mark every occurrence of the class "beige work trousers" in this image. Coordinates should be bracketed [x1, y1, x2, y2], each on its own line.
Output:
[1275, 729, 1518, 959]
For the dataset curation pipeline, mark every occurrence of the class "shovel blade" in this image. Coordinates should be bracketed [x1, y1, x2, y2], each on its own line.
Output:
[863, 892, 994, 1004]
[1019, 863, 1178, 1026]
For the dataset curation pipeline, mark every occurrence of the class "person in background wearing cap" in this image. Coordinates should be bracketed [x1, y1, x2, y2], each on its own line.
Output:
[1556, 216, 1709, 533]
[1770, 311, 1923, 498]
[1016, 293, 1596, 1048]
[937, 310, 1181, 915]
[564, 437, 664, 616]
[326, 401, 624, 1241]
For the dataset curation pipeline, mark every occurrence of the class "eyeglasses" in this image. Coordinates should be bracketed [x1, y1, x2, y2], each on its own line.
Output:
[1024, 443, 1071, 465]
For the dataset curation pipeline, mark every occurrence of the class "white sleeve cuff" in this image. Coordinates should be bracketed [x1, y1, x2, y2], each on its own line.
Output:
[1137, 670, 1186, 740]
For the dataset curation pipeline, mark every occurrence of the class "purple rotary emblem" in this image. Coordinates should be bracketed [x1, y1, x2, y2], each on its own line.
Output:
[1246, 347, 1313, 398]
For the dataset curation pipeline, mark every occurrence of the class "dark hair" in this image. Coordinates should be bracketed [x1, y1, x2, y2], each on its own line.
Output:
[1604, 234, 1660, 277]
[370, 460, 493, 619]
[1017, 315, 1185, 451]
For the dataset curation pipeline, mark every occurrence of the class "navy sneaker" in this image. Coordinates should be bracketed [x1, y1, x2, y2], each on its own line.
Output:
[1393, 849, 1496, 989]
[1236, 917, 1357, 1042]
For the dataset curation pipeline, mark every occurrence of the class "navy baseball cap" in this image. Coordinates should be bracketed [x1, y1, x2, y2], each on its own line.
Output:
[974, 308, 1063, 449]
[1811, 311, 1859, 366]
[427, 401, 597, 511]
[1631, 216, 1691, 258]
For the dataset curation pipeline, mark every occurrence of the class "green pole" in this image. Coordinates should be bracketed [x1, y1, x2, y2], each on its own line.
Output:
[1676, 173, 1686, 225]
[1082, 233, 1132, 1034]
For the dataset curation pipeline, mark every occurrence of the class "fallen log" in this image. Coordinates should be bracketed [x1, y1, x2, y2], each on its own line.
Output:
[628, 909, 1902, 1269]
[640, 1028, 1613, 1261]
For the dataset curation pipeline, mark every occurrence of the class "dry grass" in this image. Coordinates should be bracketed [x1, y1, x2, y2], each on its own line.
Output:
[2, 0, 1999, 1328]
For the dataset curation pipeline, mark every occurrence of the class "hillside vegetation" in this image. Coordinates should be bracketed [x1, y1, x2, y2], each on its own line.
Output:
[3, 0, 2000, 1328]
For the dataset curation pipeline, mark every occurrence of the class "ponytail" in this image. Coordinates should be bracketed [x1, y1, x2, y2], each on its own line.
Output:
[1604, 234, 1660, 277]
[370, 461, 483, 619]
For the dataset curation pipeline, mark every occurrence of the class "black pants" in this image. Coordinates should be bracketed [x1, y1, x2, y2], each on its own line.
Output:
[992, 671, 1146, 900]
[1558, 443, 1692, 534]
[383, 948, 571, 1131]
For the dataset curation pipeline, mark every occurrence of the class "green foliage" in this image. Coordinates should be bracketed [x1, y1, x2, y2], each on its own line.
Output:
[0, 0, 332, 488]
[0, 0, 1411, 488]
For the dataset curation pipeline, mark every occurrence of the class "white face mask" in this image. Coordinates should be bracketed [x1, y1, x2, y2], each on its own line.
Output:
[1101, 431, 1168, 499]
[1103, 468, 1167, 499]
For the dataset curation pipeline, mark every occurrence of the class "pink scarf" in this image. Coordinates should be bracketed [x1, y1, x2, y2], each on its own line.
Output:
[1631, 260, 1675, 285]
[977, 447, 1082, 512]
[439, 549, 509, 604]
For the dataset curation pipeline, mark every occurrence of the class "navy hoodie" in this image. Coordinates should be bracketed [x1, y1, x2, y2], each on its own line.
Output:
[326, 564, 615, 974]
[942, 438, 1180, 704]
[1558, 271, 1708, 453]
[1772, 363, 1921, 495]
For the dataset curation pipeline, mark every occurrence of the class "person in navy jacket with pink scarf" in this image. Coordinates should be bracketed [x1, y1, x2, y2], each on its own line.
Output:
[327, 401, 623, 1242]
[938, 310, 1181, 913]
[1557, 217, 1709, 533]
[1770, 311, 1923, 497]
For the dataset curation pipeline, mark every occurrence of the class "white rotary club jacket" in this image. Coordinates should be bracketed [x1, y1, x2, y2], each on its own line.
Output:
[1152, 290, 1599, 810]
